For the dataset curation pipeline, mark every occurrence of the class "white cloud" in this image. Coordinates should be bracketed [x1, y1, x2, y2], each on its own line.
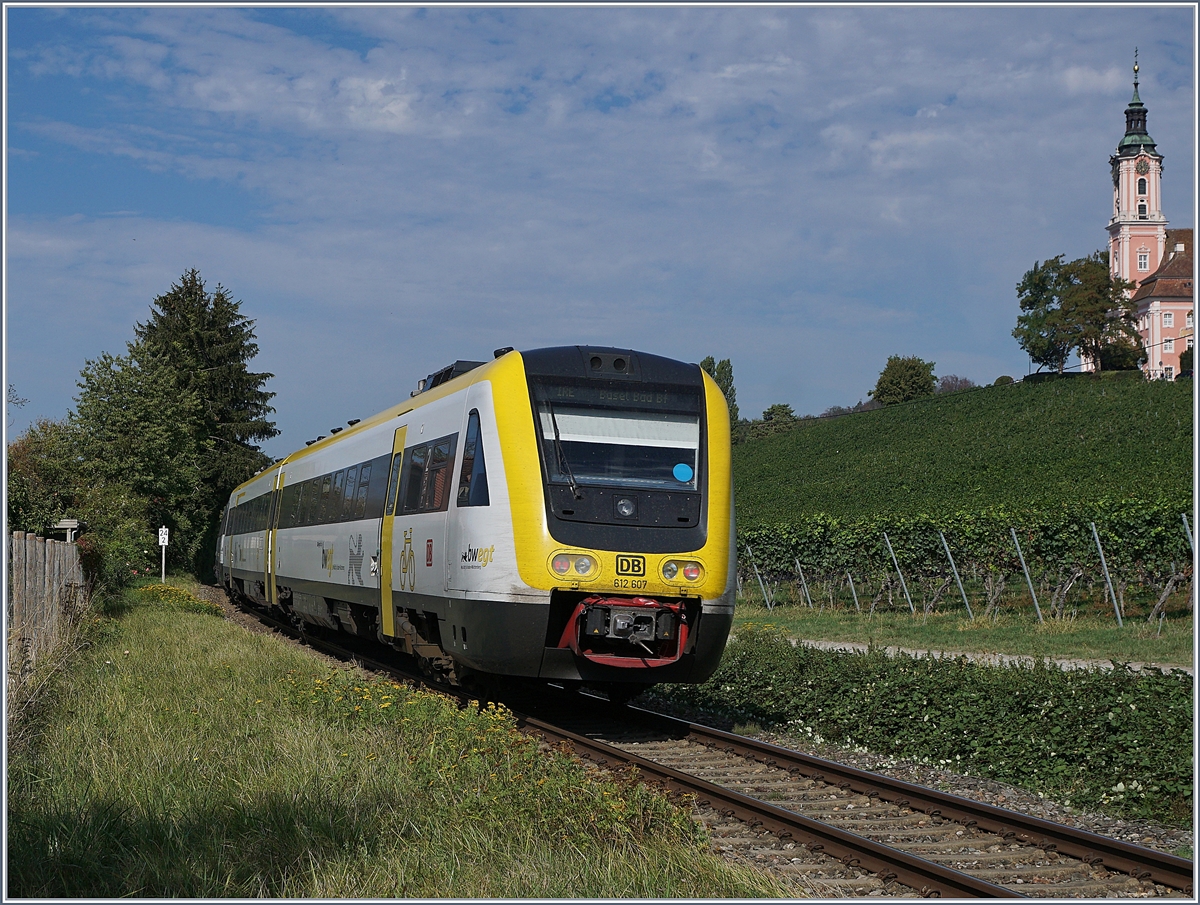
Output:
[1062, 65, 1126, 95]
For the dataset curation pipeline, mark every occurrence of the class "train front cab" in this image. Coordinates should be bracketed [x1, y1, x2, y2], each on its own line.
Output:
[491, 346, 735, 688]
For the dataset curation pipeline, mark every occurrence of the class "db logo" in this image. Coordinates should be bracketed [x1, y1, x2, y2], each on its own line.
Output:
[616, 555, 645, 577]
[426, 538, 433, 567]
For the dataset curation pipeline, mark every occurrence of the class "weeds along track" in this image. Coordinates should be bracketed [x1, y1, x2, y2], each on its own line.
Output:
[224, 594, 1192, 899]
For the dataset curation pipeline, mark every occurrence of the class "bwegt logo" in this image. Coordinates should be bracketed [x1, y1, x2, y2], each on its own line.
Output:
[461, 544, 495, 567]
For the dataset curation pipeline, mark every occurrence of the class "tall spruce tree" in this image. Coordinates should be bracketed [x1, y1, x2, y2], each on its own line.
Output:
[133, 269, 277, 570]
[699, 356, 739, 422]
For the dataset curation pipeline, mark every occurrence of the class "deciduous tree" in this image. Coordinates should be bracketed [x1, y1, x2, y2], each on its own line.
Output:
[1013, 251, 1137, 373]
[869, 356, 937, 405]
[1013, 256, 1072, 374]
[936, 375, 977, 394]
[72, 348, 209, 571]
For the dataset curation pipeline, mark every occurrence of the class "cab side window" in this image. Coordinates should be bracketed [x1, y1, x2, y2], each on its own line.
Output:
[456, 410, 490, 507]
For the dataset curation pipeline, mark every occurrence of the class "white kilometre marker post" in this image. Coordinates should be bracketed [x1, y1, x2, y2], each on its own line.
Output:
[159, 526, 169, 582]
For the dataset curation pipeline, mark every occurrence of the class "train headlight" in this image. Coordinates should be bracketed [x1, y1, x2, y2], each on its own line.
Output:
[615, 497, 637, 518]
[574, 555, 595, 576]
[662, 560, 703, 582]
[552, 554, 572, 575]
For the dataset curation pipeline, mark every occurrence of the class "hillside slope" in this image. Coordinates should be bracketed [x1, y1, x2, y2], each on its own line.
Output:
[734, 377, 1192, 526]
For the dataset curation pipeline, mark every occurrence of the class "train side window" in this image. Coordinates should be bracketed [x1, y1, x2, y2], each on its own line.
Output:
[456, 411, 490, 507]
[289, 482, 305, 528]
[340, 465, 359, 519]
[278, 485, 294, 529]
[423, 437, 455, 511]
[356, 460, 374, 518]
[364, 454, 391, 518]
[330, 470, 346, 522]
[400, 445, 428, 513]
[317, 474, 333, 522]
[400, 435, 458, 514]
[384, 452, 406, 516]
[303, 478, 321, 526]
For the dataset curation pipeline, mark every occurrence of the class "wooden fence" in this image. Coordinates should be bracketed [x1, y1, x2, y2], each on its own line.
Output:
[7, 531, 89, 677]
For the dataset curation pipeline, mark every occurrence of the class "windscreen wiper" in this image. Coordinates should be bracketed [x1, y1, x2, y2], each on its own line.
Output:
[545, 399, 583, 500]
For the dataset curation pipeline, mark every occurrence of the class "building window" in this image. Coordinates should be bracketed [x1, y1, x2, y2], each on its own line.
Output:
[1138, 202, 1147, 219]
[1164, 366, 1174, 380]
[1163, 338, 1174, 353]
[1163, 312, 1174, 327]
[1137, 177, 1147, 195]
[1187, 311, 1194, 328]
[1138, 251, 1149, 271]
[1187, 337, 1194, 350]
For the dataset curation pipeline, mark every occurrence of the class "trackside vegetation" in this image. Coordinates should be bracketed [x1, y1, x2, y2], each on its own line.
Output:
[650, 626, 1193, 824]
[6, 585, 790, 898]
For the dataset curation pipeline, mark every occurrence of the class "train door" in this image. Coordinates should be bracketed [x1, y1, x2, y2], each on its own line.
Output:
[266, 470, 285, 606]
[219, 505, 231, 583]
[232, 491, 246, 573]
[379, 426, 409, 638]
[446, 404, 498, 594]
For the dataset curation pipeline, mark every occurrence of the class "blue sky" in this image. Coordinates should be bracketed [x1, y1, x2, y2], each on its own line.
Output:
[5, 6, 1196, 458]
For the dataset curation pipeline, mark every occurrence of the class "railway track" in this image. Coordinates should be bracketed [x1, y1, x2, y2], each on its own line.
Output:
[511, 694, 1192, 898]
[226, 597, 1193, 898]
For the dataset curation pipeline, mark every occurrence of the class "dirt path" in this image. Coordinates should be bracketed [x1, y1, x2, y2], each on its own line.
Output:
[788, 637, 1193, 676]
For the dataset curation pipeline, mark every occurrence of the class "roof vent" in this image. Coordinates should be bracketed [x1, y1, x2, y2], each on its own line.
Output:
[414, 360, 485, 395]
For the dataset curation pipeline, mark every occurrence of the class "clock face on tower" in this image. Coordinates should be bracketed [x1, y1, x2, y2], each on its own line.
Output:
[1135, 158, 1150, 176]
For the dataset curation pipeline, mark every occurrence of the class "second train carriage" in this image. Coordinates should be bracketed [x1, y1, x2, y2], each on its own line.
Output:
[216, 345, 735, 694]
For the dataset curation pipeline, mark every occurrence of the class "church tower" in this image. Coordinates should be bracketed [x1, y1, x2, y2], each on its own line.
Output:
[1107, 52, 1168, 289]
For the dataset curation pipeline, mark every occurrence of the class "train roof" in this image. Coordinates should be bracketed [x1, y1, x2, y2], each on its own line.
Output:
[230, 345, 703, 496]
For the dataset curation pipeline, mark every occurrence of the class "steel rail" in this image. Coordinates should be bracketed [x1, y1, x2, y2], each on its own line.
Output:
[632, 707, 1194, 896]
[514, 711, 1022, 899]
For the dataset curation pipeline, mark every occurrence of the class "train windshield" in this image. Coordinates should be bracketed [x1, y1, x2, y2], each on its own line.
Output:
[530, 380, 702, 490]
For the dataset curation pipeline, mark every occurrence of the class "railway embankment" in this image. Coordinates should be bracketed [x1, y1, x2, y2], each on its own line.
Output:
[648, 625, 1193, 828]
[5, 581, 790, 899]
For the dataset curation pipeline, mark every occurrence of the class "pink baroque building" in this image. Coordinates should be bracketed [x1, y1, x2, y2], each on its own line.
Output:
[1104, 57, 1195, 379]
[1131, 229, 1193, 380]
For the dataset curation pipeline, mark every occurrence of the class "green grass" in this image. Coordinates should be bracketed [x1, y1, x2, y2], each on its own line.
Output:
[7, 585, 792, 898]
[735, 377, 1192, 523]
[733, 601, 1194, 668]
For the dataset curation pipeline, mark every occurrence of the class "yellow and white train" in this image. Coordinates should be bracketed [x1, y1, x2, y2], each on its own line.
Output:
[216, 346, 735, 698]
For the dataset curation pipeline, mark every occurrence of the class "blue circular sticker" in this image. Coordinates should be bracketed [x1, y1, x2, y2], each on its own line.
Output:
[673, 463, 694, 482]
